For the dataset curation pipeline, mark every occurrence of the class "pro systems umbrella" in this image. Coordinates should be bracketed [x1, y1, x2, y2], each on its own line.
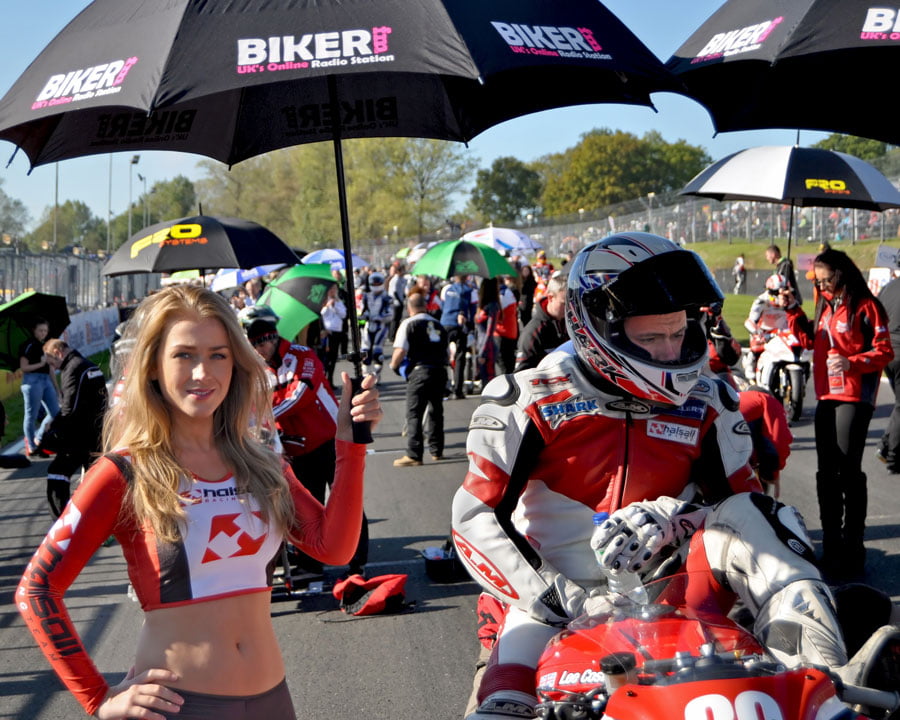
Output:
[257, 264, 337, 341]
[101, 215, 300, 276]
[667, 0, 900, 144]
[679, 145, 900, 256]
[409, 240, 517, 279]
[0, 0, 675, 381]
[0, 292, 70, 372]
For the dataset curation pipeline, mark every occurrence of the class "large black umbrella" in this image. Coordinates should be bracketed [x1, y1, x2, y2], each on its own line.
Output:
[679, 145, 900, 257]
[0, 291, 70, 372]
[101, 215, 300, 276]
[667, 0, 900, 144]
[0, 0, 675, 383]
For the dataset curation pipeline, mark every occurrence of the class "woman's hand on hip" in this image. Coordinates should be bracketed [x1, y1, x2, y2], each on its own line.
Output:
[95, 667, 184, 719]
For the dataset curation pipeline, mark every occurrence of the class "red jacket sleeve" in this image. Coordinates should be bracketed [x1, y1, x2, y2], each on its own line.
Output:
[286, 439, 366, 565]
[16, 457, 128, 715]
[740, 390, 793, 471]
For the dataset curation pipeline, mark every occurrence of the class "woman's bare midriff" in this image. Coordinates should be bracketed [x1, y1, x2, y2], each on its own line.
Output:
[134, 591, 285, 696]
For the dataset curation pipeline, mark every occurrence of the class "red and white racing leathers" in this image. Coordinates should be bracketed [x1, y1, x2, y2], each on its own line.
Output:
[451, 345, 759, 627]
[268, 340, 338, 456]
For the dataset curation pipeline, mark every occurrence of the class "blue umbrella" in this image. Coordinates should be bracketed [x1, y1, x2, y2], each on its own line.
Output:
[209, 263, 285, 292]
[301, 248, 369, 271]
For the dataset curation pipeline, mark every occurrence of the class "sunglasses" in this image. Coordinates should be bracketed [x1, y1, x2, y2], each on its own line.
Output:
[815, 275, 835, 288]
[250, 332, 279, 347]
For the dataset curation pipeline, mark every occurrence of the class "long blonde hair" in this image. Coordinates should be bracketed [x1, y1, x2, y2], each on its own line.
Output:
[105, 285, 293, 542]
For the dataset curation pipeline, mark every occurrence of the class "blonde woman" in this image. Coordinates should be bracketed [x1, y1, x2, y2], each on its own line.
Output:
[16, 285, 381, 720]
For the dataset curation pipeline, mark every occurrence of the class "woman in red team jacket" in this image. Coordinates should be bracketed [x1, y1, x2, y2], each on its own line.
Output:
[16, 285, 381, 720]
[783, 249, 893, 581]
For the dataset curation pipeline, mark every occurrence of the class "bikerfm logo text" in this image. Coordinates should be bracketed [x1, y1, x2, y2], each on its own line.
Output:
[32, 57, 138, 110]
[692, 17, 782, 62]
[236, 27, 394, 74]
[491, 22, 612, 60]
[861, 8, 900, 39]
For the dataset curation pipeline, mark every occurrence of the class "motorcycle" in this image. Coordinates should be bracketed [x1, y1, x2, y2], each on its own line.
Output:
[743, 330, 811, 423]
[534, 572, 899, 720]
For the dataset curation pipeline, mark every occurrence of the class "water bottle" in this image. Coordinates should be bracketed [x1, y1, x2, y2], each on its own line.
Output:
[827, 348, 845, 394]
[592, 512, 649, 604]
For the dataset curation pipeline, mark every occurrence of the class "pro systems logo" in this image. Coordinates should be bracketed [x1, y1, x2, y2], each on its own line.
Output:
[691, 17, 782, 62]
[491, 22, 611, 61]
[32, 57, 138, 110]
[237, 27, 394, 74]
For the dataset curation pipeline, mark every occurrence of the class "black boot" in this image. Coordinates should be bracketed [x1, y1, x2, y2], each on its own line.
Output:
[841, 472, 868, 582]
[816, 471, 843, 582]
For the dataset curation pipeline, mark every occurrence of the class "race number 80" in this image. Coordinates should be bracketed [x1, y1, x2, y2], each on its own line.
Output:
[685, 692, 782, 720]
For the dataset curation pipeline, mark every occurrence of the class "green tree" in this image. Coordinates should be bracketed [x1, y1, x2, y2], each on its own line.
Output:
[470, 156, 542, 224]
[0, 178, 29, 244]
[25, 200, 105, 252]
[813, 134, 888, 161]
[539, 129, 710, 216]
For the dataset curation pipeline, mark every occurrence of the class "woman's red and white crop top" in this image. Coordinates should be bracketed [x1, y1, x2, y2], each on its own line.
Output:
[16, 440, 365, 715]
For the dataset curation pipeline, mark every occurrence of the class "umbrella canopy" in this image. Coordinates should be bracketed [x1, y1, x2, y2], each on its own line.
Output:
[257, 264, 337, 341]
[0, 292, 70, 372]
[209, 264, 286, 293]
[301, 249, 368, 271]
[410, 240, 517, 279]
[0, 0, 676, 169]
[102, 215, 300, 276]
[679, 145, 900, 256]
[463, 226, 543, 253]
[667, 0, 900, 144]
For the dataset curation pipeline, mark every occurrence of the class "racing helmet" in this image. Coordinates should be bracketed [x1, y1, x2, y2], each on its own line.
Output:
[238, 304, 280, 341]
[765, 273, 787, 294]
[368, 271, 386, 292]
[566, 232, 723, 406]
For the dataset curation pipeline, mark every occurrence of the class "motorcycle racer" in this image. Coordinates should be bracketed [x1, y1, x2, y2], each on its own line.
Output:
[451, 234, 887, 720]
[359, 271, 393, 377]
[745, 273, 791, 376]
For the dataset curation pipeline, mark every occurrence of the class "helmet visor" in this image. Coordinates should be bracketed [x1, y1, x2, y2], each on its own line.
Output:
[594, 251, 723, 318]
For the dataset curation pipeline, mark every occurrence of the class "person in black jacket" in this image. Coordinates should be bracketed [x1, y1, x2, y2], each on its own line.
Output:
[39, 339, 108, 517]
[514, 273, 567, 371]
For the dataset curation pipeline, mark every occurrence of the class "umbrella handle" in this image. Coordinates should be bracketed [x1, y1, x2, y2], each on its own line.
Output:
[350, 375, 373, 444]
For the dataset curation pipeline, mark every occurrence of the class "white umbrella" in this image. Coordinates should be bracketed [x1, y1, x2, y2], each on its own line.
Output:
[407, 241, 438, 265]
[463, 226, 543, 253]
[209, 264, 286, 292]
[301, 248, 369, 270]
[680, 145, 900, 257]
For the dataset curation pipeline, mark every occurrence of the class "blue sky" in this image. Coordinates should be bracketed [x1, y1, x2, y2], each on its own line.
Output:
[0, 1, 827, 231]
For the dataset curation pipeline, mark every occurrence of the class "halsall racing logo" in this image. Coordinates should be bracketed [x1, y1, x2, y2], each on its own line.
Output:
[491, 22, 612, 60]
[32, 57, 138, 110]
[236, 27, 394, 74]
[202, 512, 268, 563]
[690, 17, 782, 63]
[646, 420, 699, 446]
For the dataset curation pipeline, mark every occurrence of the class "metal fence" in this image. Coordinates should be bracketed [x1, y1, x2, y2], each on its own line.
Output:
[0, 250, 157, 310]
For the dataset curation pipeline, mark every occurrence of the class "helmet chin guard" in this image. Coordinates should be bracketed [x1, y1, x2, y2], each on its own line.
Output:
[566, 232, 723, 406]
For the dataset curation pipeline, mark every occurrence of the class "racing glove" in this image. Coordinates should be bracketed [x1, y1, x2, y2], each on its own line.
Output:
[591, 497, 710, 574]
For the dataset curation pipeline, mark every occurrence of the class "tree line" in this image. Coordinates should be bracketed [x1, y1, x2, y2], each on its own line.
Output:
[0, 130, 892, 255]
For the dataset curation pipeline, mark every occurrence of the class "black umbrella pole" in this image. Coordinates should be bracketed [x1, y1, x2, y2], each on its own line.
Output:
[330, 78, 372, 444]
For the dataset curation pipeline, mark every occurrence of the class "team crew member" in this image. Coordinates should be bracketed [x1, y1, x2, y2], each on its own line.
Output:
[17, 285, 382, 720]
[514, 273, 567, 371]
[239, 305, 369, 577]
[19, 316, 59, 456]
[453, 234, 863, 720]
[359, 271, 393, 377]
[783, 248, 894, 581]
[40, 339, 108, 517]
[391, 292, 449, 467]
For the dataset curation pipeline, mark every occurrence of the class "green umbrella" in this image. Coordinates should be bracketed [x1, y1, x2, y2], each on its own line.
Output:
[0, 291, 70, 372]
[409, 240, 516, 279]
[257, 264, 336, 341]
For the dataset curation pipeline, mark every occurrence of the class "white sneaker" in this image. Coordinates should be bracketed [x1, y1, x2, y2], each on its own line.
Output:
[465, 691, 536, 719]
